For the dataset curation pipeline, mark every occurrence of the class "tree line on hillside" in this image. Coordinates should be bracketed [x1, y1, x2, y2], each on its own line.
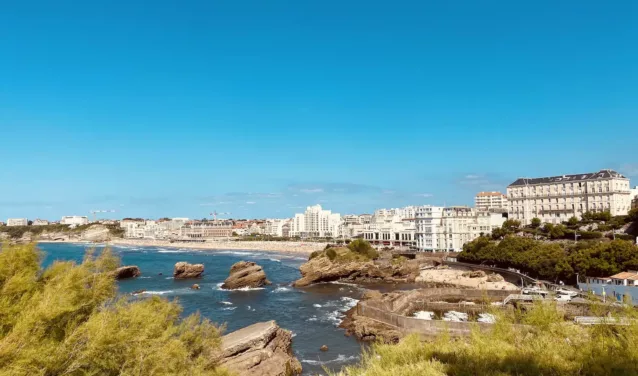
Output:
[459, 209, 638, 283]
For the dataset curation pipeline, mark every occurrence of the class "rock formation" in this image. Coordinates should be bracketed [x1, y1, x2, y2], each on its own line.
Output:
[173, 262, 204, 279]
[340, 306, 401, 344]
[293, 252, 421, 287]
[191, 284, 200, 290]
[221, 261, 271, 289]
[114, 265, 141, 279]
[219, 320, 302, 376]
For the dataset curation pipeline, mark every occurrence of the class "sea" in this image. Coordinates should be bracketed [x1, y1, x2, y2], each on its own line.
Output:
[37, 242, 364, 375]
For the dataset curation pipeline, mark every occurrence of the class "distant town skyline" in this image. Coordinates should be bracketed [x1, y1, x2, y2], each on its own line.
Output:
[1, 1, 637, 219]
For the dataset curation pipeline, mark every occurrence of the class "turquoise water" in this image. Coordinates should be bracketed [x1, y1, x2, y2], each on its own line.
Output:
[38, 242, 364, 375]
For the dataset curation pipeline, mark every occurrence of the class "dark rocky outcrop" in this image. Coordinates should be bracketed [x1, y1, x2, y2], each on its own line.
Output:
[221, 261, 271, 289]
[173, 262, 204, 279]
[114, 265, 141, 279]
[219, 320, 302, 376]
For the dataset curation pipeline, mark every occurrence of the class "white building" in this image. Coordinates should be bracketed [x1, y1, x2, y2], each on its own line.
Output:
[6, 218, 28, 227]
[61, 216, 89, 226]
[507, 170, 633, 225]
[265, 219, 291, 237]
[475, 191, 508, 211]
[362, 206, 417, 248]
[289, 205, 341, 238]
[415, 206, 506, 252]
[32, 219, 50, 226]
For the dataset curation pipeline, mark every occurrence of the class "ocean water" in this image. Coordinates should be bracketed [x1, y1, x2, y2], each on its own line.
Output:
[38, 242, 364, 375]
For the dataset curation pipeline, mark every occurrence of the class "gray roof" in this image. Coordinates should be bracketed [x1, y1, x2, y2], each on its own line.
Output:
[509, 170, 627, 187]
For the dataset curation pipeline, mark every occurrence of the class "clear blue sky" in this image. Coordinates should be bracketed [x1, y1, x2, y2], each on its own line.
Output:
[1, 0, 637, 220]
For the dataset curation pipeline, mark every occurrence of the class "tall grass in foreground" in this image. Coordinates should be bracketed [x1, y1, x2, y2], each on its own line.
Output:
[336, 302, 638, 376]
[0, 242, 231, 376]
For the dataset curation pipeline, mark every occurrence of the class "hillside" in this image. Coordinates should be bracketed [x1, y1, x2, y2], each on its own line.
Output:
[0, 223, 124, 242]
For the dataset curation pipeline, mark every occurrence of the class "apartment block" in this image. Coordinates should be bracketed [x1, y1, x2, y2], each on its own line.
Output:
[32, 219, 50, 226]
[507, 170, 632, 225]
[6, 218, 28, 227]
[415, 206, 506, 252]
[362, 206, 417, 248]
[475, 191, 508, 211]
[61, 216, 89, 226]
[289, 204, 341, 238]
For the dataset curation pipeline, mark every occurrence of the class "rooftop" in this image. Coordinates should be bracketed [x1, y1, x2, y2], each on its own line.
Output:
[476, 191, 506, 197]
[509, 169, 627, 187]
[610, 271, 638, 281]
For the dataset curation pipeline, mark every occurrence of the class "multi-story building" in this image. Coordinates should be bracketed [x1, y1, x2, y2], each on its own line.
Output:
[61, 216, 89, 226]
[179, 220, 233, 240]
[631, 186, 638, 210]
[475, 191, 508, 211]
[507, 170, 632, 225]
[32, 219, 50, 226]
[264, 219, 291, 237]
[289, 205, 341, 238]
[361, 206, 417, 248]
[6, 218, 28, 227]
[415, 206, 506, 252]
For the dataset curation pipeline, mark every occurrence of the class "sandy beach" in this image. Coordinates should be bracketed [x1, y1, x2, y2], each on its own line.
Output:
[41, 238, 325, 255]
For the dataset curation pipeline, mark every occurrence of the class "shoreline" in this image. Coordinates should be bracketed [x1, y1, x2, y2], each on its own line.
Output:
[38, 238, 323, 256]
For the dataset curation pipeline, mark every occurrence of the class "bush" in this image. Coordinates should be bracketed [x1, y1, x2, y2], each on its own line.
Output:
[338, 302, 638, 376]
[347, 239, 379, 260]
[530, 218, 541, 228]
[309, 250, 323, 260]
[579, 231, 603, 240]
[326, 248, 337, 261]
[0, 243, 229, 375]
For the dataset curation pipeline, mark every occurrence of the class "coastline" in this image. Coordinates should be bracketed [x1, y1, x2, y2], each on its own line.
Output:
[38, 238, 323, 255]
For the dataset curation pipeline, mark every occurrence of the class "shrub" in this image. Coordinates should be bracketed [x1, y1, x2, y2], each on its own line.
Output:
[530, 218, 541, 228]
[347, 239, 379, 260]
[326, 248, 337, 261]
[579, 231, 603, 240]
[0, 243, 229, 375]
[309, 250, 323, 260]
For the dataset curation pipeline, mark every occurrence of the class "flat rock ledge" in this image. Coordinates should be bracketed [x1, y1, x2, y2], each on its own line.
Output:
[221, 261, 271, 289]
[173, 262, 204, 279]
[219, 320, 302, 376]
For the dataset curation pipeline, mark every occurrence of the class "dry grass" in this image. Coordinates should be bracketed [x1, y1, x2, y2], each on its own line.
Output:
[336, 302, 638, 376]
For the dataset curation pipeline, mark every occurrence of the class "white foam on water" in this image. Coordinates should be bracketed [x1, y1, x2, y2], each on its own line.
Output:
[142, 290, 174, 295]
[220, 301, 233, 305]
[272, 287, 291, 293]
[158, 250, 186, 253]
[307, 316, 318, 322]
[221, 307, 237, 311]
[313, 304, 322, 308]
[246, 305, 256, 311]
[291, 331, 297, 338]
[301, 355, 359, 365]
[229, 286, 265, 291]
[138, 276, 151, 279]
[269, 258, 281, 262]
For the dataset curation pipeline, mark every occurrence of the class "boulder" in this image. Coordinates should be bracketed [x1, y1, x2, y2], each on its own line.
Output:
[221, 261, 271, 289]
[462, 270, 486, 278]
[486, 273, 505, 282]
[320, 345, 328, 352]
[191, 284, 200, 290]
[173, 262, 204, 279]
[114, 265, 141, 279]
[219, 320, 302, 376]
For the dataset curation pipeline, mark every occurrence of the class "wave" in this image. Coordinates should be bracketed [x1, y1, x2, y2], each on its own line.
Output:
[313, 304, 322, 308]
[268, 258, 281, 262]
[221, 307, 237, 311]
[220, 301, 233, 305]
[272, 287, 291, 293]
[157, 250, 186, 253]
[218, 285, 266, 291]
[142, 290, 174, 295]
[301, 354, 359, 365]
[138, 276, 151, 279]
[307, 316, 318, 321]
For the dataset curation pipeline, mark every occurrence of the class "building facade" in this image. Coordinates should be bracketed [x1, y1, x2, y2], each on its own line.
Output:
[265, 219, 291, 237]
[61, 216, 89, 226]
[289, 205, 341, 238]
[179, 220, 233, 240]
[415, 206, 506, 252]
[507, 170, 632, 225]
[362, 206, 417, 248]
[6, 218, 28, 227]
[475, 191, 508, 211]
[32, 219, 50, 226]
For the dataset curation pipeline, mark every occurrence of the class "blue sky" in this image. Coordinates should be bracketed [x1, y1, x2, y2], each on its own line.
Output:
[1, 0, 637, 220]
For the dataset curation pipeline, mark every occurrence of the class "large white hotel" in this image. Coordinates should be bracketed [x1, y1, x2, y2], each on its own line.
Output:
[507, 169, 633, 225]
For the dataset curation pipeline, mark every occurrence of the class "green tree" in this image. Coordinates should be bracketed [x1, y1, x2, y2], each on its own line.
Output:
[567, 216, 579, 226]
[628, 208, 638, 223]
[530, 217, 541, 228]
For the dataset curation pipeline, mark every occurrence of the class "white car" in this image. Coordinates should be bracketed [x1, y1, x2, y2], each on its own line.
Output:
[555, 288, 578, 297]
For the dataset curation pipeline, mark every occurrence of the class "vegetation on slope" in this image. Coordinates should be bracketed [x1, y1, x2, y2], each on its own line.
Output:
[309, 239, 379, 263]
[0, 243, 230, 376]
[0, 223, 125, 239]
[337, 302, 638, 376]
[459, 210, 638, 283]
